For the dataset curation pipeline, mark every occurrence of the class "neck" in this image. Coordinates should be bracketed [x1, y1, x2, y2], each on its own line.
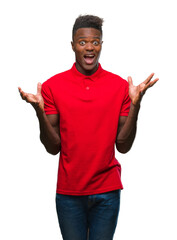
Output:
[75, 62, 99, 76]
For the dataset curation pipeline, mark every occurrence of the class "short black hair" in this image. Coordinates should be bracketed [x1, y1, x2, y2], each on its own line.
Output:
[72, 14, 104, 40]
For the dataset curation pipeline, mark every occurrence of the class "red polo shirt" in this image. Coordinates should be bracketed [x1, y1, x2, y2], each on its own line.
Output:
[42, 63, 131, 195]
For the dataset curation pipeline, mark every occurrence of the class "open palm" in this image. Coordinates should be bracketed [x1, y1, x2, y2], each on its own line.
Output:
[18, 83, 44, 111]
[128, 73, 159, 105]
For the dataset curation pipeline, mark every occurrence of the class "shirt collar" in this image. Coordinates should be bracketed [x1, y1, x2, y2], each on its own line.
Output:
[71, 62, 103, 81]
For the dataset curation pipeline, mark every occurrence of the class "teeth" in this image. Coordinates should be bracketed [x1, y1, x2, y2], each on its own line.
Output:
[85, 55, 94, 58]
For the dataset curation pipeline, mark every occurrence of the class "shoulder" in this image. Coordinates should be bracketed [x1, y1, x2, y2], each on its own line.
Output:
[42, 69, 71, 88]
[101, 68, 128, 87]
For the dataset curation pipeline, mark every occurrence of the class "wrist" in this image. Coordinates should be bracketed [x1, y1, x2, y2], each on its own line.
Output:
[128, 102, 140, 120]
[36, 107, 45, 119]
[131, 102, 140, 110]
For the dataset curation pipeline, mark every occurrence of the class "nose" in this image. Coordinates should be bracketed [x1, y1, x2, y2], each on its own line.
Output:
[85, 42, 94, 51]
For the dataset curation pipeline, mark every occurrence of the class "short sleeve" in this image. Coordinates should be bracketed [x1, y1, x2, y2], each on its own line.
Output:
[41, 81, 58, 115]
[120, 81, 131, 116]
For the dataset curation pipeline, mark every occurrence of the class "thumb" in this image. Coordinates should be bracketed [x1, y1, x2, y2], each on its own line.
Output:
[37, 82, 42, 95]
[127, 76, 133, 86]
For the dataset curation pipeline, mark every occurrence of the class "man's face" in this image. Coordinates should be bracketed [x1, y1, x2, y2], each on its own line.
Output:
[71, 28, 103, 75]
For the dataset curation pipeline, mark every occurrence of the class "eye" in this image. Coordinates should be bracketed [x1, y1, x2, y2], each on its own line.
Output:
[79, 41, 86, 46]
[93, 41, 99, 46]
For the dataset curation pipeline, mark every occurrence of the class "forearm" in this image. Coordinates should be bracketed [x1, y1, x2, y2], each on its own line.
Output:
[116, 103, 140, 153]
[36, 110, 61, 155]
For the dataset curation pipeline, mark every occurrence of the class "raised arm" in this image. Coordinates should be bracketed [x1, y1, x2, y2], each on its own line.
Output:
[18, 83, 61, 155]
[116, 73, 159, 153]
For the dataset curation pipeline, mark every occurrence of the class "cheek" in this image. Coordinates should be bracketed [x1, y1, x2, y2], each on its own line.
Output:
[75, 49, 83, 58]
[75, 51, 82, 59]
[96, 47, 102, 55]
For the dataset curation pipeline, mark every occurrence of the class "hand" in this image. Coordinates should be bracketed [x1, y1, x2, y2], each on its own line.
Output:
[128, 73, 159, 106]
[18, 82, 44, 112]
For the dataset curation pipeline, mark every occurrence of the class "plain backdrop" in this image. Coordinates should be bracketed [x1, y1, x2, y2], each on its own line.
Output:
[1, 0, 177, 239]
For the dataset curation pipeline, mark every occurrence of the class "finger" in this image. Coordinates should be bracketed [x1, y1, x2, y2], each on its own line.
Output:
[21, 91, 27, 100]
[144, 73, 155, 84]
[19, 89, 31, 102]
[127, 76, 133, 86]
[148, 78, 159, 88]
[143, 78, 159, 92]
[18, 87, 23, 94]
[18, 87, 26, 99]
[37, 82, 42, 95]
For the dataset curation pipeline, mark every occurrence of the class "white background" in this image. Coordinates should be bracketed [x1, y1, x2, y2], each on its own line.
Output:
[1, 0, 177, 239]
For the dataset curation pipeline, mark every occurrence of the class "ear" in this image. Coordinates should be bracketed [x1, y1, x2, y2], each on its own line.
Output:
[71, 41, 75, 52]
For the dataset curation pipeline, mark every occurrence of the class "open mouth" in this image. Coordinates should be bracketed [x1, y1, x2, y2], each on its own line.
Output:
[84, 54, 95, 65]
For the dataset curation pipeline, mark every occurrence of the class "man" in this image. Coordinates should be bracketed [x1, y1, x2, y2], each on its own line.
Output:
[19, 15, 158, 240]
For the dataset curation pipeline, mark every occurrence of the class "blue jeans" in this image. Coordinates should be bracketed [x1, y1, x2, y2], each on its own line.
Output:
[55, 190, 121, 240]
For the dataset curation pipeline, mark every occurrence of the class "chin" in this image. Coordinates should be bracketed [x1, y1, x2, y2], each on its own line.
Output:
[83, 61, 98, 70]
[84, 64, 96, 70]
[76, 59, 99, 75]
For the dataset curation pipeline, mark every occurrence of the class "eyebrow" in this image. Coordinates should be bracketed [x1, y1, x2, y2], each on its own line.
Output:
[76, 36, 101, 40]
